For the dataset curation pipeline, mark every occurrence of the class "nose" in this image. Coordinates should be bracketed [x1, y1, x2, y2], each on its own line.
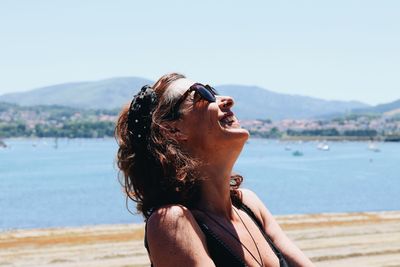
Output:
[218, 96, 234, 109]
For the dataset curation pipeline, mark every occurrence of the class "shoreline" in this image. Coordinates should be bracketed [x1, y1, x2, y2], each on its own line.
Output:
[1, 208, 399, 233]
[2, 136, 400, 142]
[1, 211, 400, 267]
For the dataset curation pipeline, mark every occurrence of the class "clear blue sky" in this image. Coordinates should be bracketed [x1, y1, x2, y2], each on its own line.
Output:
[1, 0, 399, 105]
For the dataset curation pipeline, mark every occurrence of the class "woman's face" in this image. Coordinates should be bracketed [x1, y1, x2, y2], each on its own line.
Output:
[166, 78, 249, 159]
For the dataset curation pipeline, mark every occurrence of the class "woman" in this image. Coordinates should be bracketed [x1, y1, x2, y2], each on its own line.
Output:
[115, 73, 313, 267]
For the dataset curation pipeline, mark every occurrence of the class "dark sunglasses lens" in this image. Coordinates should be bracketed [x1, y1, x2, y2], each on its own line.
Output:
[206, 85, 218, 96]
[197, 86, 216, 102]
[192, 84, 216, 102]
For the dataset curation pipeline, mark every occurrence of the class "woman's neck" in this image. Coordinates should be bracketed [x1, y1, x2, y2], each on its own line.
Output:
[191, 140, 245, 220]
[195, 161, 236, 220]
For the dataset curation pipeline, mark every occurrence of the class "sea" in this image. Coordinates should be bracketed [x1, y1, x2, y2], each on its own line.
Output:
[0, 138, 399, 230]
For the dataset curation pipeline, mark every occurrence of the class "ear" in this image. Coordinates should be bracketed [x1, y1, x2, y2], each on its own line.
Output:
[162, 121, 188, 141]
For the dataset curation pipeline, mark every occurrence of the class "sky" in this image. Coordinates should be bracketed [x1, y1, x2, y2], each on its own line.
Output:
[1, 0, 399, 105]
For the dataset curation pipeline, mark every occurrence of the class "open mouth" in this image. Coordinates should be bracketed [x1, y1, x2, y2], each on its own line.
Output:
[219, 113, 239, 128]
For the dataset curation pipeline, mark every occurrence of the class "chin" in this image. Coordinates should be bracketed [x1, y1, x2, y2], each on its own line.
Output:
[219, 122, 250, 142]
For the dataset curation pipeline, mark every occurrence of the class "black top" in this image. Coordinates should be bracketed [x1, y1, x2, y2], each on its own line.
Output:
[144, 202, 290, 267]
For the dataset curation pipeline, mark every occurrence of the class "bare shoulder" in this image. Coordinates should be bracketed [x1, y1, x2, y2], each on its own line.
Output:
[147, 204, 215, 267]
[239, 188, 263, 205]
[147, 204, 204, 243]
[238, 189, 315, 266]
[238, 189, 268, 217]
[237, 188, 277, 232]
[147, 204, 196, 233]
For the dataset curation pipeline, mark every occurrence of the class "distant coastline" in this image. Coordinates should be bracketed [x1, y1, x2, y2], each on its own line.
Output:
[2, 135, 400, 142]
[266, 135, 400, 142]
[1, 102, 399, 141]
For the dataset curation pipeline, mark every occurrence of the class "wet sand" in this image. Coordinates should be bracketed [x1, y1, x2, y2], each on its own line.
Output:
[1, 211, 400, 267]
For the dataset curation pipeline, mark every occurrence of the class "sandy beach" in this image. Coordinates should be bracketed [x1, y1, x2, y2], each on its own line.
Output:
[1, 211, 400, 267]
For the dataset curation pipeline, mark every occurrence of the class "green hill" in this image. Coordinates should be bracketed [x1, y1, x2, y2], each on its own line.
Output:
[0, 77, 152, 110]
[0, 77, 370, 120]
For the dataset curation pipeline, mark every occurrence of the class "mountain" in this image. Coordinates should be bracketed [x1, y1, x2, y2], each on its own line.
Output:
[216, 85, 368, 120]
[0, 77, 370, 120]
[351, 99, 400, 116]
[0, 77, 152, 110]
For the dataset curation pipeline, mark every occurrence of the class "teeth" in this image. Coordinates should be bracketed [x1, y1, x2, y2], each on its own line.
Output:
[220, 115, 234, 125]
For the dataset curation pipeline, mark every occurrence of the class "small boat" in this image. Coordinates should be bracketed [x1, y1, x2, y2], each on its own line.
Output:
[317, 143, 330, 151]
[0, 139, 7, 148]
[54, 137, 58, 149]
[368, 143, 380, 152]
[292, 150, 303, 157]
[284, 146, 292, 151]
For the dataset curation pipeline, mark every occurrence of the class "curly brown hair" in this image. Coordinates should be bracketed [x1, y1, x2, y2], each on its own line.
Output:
[115, 73, 243, 219]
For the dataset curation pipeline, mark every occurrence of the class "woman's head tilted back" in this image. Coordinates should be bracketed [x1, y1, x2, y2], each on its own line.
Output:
[115, 73, 249, 219]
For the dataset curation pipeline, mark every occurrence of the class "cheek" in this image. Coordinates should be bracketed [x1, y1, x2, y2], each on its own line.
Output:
[185, 103, 219, 141]
[189, 115, 212, 142]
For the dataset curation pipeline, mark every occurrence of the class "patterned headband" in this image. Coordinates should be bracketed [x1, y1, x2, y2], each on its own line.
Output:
[127, 85, 158, 149]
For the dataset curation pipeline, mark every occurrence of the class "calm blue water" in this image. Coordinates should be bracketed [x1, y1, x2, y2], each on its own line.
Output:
[0, 138, 399, 230]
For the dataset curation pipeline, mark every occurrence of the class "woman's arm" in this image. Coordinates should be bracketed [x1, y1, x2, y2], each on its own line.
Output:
[146, 204, 216, 267]
[240, 189, 315, 267]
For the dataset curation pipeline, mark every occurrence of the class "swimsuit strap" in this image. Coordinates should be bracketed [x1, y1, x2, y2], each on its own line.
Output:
[238, 202, 290, 267]
[144, 202, 290, 267]
[198, 222, 248, 267]
[144, 214, 245, 267]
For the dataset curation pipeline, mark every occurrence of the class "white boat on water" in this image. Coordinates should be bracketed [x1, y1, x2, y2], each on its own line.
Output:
[368, 142, 381, 152]
[317, 142, 330, 151]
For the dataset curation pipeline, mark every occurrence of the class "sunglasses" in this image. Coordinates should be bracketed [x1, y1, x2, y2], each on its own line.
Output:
[167, 83, 218, 120]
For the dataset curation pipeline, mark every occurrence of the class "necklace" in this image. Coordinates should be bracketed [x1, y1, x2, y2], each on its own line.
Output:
[234, 207, 264, 266]
[202, 207, 264, 267]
